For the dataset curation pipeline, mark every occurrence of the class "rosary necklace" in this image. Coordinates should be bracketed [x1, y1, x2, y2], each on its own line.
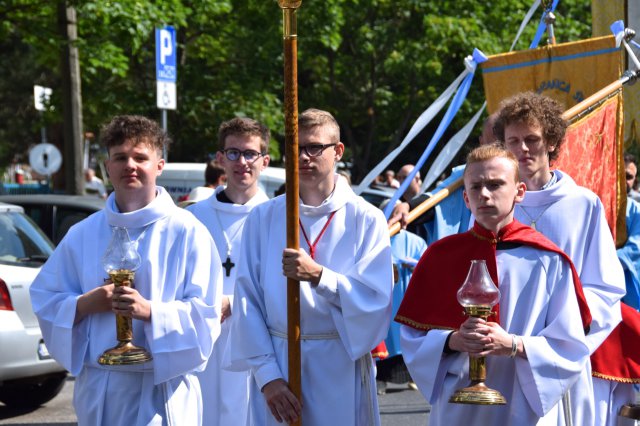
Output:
[517, 204, 552, 231]
[518, 171, 557, 230]
[213, 209, 245, 277]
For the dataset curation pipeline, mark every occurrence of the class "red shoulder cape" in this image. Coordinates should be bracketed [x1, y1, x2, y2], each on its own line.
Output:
[591, 303, 640, 383]
[395, 220, 591, 331]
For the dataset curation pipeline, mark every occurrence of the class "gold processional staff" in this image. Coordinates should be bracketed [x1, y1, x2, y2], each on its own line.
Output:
[278, 1, 302, 425]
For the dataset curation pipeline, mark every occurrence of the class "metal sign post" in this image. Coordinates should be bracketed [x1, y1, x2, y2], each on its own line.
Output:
[33, 85, 52, 145]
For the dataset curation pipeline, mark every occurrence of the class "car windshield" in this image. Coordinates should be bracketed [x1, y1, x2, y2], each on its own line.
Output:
[0, 212, 54, 267]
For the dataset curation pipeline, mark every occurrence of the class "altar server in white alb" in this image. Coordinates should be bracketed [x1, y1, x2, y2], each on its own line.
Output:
[397, 145, 592, 425]
[188, 117, 270, 426]
[30, 115, 223, 425]
[495, 92, 632, 426]
[225, 108, 393, 425]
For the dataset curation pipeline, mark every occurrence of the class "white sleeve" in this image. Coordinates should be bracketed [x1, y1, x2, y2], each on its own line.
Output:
[30, 230, 92, 376]
[315, 208, 394, 360]
[144, 222, 223, 384]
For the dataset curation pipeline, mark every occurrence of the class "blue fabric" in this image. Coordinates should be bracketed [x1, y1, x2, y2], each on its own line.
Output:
[610, 20, 625, 38]
[383, 49, 487, 220]
[424, 165, 472, 246]
[529, 0, 560, 49]
[617, 197, 640, 311]
[386, 231, 428, 357]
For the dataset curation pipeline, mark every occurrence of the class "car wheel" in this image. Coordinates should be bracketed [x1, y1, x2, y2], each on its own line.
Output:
[0, 372, 67, 408]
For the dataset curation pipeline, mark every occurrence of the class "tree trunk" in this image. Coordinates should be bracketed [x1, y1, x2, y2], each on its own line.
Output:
[58, 1, 83, 195]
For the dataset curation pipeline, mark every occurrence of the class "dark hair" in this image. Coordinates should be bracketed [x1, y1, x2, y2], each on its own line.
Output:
[204, 160, 225, 186]
[624, 152, 637, 167]
[493, 92, 567, 163]
[100, 115, 169, 156]
[218, 117, 270, 153]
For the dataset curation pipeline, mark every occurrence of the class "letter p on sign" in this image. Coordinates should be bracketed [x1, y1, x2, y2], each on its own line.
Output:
[160, 30, 172, 64]
[155, 26, 176, 82]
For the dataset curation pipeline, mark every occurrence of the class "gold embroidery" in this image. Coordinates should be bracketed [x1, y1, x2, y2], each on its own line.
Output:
[394, 315, 456, 331]
[470, 229, 498, 245]
[592, 371, 640, 383]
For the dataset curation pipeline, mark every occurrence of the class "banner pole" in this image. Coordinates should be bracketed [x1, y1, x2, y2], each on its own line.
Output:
[391, 70, 640, 235]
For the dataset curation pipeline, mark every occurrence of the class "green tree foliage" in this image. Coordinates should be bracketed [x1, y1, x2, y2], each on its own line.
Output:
[0, 0, 591, 181]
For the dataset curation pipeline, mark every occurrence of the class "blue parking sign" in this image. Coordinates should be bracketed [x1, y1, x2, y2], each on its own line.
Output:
[156, 26, 177, 82]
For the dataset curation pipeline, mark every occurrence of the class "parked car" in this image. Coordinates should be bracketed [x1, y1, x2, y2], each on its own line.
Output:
[0, 194, 105, 245]
[0, 202, 67, 408]
[358, 185, 396, 209]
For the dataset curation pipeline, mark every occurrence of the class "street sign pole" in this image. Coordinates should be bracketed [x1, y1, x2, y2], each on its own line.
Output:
[162, 110, 167, 132]
[34, 85, 52, 145]
[155, 26, 177, 160]
[162, 109, 167, 159]
[34, 85, 53, 188]
[40, 121, 48, 144]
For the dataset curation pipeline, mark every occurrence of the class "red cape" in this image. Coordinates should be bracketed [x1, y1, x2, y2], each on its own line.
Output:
[395, 220, 591, 331]
[591, 303, 640, 383]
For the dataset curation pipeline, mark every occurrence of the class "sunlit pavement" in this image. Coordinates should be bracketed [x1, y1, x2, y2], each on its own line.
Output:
[0, 376, 432, 425]
[379, 381, 431, 426]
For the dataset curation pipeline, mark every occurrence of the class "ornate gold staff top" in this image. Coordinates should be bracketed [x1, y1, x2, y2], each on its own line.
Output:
[278, 1, 302, 425]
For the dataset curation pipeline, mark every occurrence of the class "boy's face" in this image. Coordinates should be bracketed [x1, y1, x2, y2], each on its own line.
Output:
[463, 157, 525, 232]
[216, 134, 269, 192]
[298, 125, 344, 185]
[105, 138, 164, 194]
[503, 119, 553, 177]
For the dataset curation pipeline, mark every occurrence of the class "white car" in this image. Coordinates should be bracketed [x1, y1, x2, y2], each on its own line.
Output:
[0, 202, 67, 408]
[157, 162, 286, 201]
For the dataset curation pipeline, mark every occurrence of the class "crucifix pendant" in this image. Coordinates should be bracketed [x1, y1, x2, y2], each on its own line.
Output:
[222, 256, 235, 277]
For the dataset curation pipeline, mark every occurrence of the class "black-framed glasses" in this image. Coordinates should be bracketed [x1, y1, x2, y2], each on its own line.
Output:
[299, 143, 337, 157]
[221, 148, 265, 163]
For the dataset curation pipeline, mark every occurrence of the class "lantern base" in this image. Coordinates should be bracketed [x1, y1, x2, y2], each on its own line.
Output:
[98, 341, 152, 365]
[620, 404, 640, 420]
[449, 381, 507, 405]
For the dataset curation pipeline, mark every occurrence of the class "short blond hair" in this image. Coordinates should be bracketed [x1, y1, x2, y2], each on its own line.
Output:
[299, 108, 340, 143]
[464, 144, 520, 182]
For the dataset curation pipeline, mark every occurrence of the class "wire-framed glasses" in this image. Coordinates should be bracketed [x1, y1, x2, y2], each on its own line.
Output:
[221, 148, 265, 163]
[299, 143, 337, 157]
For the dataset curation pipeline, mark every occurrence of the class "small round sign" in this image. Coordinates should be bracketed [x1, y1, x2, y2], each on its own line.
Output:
[29, 143, 62, 175]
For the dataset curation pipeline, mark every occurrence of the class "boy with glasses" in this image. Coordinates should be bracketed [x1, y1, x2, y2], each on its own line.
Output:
[225, 108, 393, 425]
[188, 117, 270, 426]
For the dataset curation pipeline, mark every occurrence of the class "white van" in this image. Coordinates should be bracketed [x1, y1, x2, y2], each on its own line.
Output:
[157, 162, 286, 202]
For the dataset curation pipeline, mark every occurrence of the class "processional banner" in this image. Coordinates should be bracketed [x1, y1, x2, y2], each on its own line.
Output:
[481, 35, 619, 112]
[480, 36, 626, 244]
[559, 94, 625, 243]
